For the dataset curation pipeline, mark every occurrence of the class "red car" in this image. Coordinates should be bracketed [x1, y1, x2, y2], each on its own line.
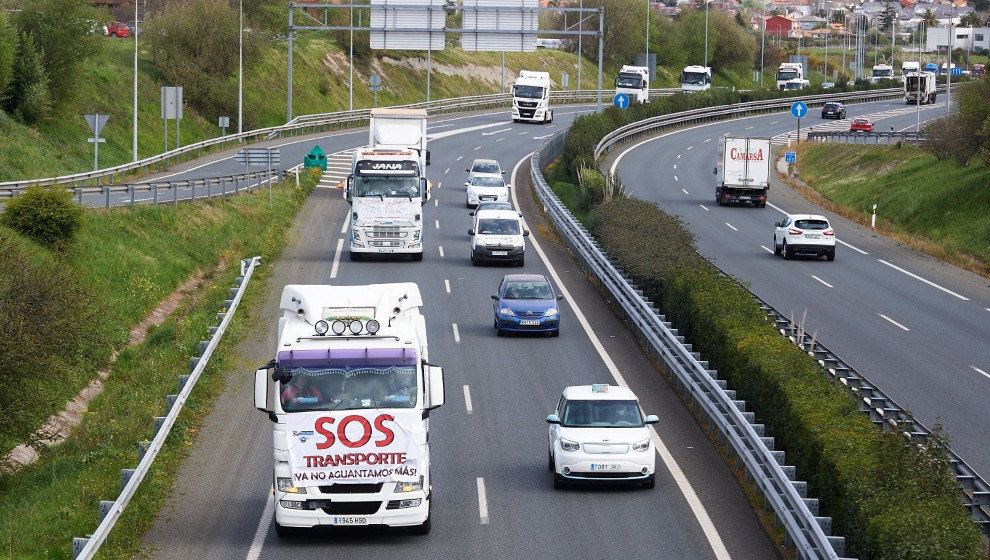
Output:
[106, 22, 130, 38]
[849, 118, 873, 133]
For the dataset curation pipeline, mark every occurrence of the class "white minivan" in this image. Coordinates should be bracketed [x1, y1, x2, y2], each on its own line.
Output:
[468, 209, 528, 266]
[465, 173, 509, 208]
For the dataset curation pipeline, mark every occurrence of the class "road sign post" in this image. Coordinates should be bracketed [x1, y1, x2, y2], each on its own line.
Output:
[84, 113, 110, 173]
[790, 101, 807, 145]
[369, 73, 382, 107]
[218, 116, 230, 137]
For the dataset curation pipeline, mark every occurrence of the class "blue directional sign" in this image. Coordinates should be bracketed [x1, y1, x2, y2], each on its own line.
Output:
[785, 151, 796, 163]
[791, 101, 808, 119]
[613, 93, 630, 110]
[951, 67, 963, 76]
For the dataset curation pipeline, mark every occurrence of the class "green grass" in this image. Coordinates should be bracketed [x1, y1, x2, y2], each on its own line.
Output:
[795, 143, 990, 274]
[0, 170, 320, 559]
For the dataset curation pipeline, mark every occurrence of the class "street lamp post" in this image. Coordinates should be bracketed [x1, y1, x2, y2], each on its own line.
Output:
[238, 0, 243, 134]
[133, 0, 138, 161]
[704, 0, 710, 68]
[645, 0, 650, 95]
[760, 2, 766, 87]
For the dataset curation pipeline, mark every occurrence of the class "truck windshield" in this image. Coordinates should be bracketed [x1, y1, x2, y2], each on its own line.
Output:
[615, 74, 643, 88]
[873, 69, 892, 77]
[513, 85, 545, 99]
[681, 72, 708, 85]
[785, 81, 804, 90]
[561, 399, 644, 428]
[777, 70, 798, 80]
[280, 366, 418, 412]
[353, 175, 421, 198]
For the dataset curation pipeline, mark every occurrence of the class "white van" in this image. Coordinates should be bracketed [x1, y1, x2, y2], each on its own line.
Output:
[465, 173, 509, 208]
[468, 209, 529, 266]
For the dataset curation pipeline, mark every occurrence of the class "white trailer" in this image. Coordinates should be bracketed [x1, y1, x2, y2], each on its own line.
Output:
[680, 65, 712, 92]
[615, 65, 650, 103]
[715, 136, 772, 208]
[255, 283, 445, 536]
[512, 70, 553, 124]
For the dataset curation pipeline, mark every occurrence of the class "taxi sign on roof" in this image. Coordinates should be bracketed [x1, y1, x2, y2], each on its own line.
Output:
[591, 384, 609, 393]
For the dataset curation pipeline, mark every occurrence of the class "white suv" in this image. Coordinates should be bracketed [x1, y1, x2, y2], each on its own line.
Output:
[546, 385, 659, 489]
[465, 173, 509, 208]
[773, 213, 836, 261]
[469, 209, 528, 266]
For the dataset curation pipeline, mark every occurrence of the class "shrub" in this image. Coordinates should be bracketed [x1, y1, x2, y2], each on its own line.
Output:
[1, 185, 84, 248]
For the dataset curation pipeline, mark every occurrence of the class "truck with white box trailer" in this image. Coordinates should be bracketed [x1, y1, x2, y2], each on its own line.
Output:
[715, 136, 772, 208]
[254, 283, 445, 535]
[512, 70, 553, 123]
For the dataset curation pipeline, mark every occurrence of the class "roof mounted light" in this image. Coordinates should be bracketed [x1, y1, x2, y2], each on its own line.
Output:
[366, 319, 380, 334]
[348, 320, 363, 335]
[331, 320, 347, 335]
[314, 320, 329, 336]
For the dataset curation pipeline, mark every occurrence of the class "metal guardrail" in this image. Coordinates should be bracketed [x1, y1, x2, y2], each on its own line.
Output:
[593, 88, 907, 161]
[530, 133, 851, 560]
[806, 130, 928, 146]
[71, 257, 261, 560]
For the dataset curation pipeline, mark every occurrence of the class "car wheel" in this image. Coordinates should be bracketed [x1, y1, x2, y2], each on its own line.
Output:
[773, 236, 781, 255]
[551, 328, 560, 338]
[842, 111, 847, 119]
[553, 473, 566, 489]
[349, 251, 362, 262]
[783, 240, 794, 260]
[496, 324, 504, 336]
[471, 252, 478, 266]
[548, 450, 555, 471]
[642, 475, 656, 489]
[826, 250, 836, 262]
[517, 255, 524, 267]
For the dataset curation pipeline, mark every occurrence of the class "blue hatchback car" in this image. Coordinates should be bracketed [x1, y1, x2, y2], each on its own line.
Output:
[491, 274, 563, 336]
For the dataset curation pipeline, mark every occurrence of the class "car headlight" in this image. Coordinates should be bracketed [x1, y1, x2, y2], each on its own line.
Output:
[276, 477, 307, 494]
[543, 308, 558, 318]
[498, 307, 516, 316]
[394, 476, 424, 493]
[560, 438, 580, 452]
[632, 438, 651, 452]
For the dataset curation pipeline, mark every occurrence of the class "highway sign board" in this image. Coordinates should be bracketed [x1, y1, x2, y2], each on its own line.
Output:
[235, 148, 280, 166]
[785, 151, 796, 163]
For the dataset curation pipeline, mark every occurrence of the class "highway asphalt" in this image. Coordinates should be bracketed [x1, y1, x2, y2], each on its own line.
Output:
[139, 107, 779, 559]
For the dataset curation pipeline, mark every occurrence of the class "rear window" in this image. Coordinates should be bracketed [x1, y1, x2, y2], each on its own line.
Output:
[825, 103, 840, 108]
[472, 162, 500, 174]
[795, 219, 829, 230]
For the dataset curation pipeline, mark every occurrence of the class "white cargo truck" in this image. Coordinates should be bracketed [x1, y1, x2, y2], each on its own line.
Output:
[512, 70, 553, 124]
[345, 108, 431, 261]
[904, 71, 937, 104]
[615, 65, 650, 103]
[776, 62, 806, 90]
[715, 136, 772, 208]
[255, 283, 445, 536]
[680, 65, 712, 92]
[901, 61, 919, 76]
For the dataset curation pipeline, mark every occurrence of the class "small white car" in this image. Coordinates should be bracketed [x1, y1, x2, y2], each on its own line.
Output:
[773, 213, 836, 261]
[465, 173, 509, 208]
[469, 209, 528, 266]
[466, 158, 504, 183]
[546, 384, 658, 489]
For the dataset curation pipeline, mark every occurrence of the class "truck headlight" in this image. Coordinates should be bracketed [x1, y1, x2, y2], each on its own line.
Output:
[277, 477, 307, 494]
[498, 307, 516, 316]
[560, 438, 580, 452]
[543, 308, 558, 318]
[279, 500, 308, 509]
[395, 476, 424, 493]
[632, 438, 651, 452]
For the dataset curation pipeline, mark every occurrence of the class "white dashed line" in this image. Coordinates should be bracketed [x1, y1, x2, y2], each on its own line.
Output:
[330, 239, 343, 279]
[456, 156, 463, 161]
[463, 385, 473, 414]
[444, 167, 450, 174]
[497, 137, 505, 142]
[677, 154, 682, 159]
[686, 145, 693, 150]
[474, 146, 482, 150]
[745, 126, 754, 130]
[770, 121, 779, 124]
[700, 204, 709, 211]
[878, 313, 910, 331]
[674, 175, 679, 182]
[761, 245, 774, 253]
[435, 198, 439, 207]
[673, 164, 677, 170]
[725, 223, 738, 231]
[811, 275, 833, 288]
[438, 246, 445, 258]
[878, 260, 969, 300]
[435, 220, 440, 229]
[704, 138, 712, 142]
[836, 239, 868, 254]
[681, 188, 689, 195]
[972, 366, 990, 381]
[437, 182, 442, 189]
[452, 323, 460, 342]
[444, 279, 451, 294]
[476, 478, 489, 524]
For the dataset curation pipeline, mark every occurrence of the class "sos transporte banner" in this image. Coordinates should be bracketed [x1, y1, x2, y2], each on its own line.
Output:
[286, 410, 425, 487]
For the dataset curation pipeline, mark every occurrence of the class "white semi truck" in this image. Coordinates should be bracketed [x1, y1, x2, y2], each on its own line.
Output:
[255, 283, 445, 536]
[512, 70, 553, 123]
[871, 63, 894, 83]
[345, 108, 431, 261]
[904, 71, 937, 104]
[776, 62, 808, 90]
[680, 65, 712, 92]
[615, 65, 650, 103]
[715, 136, 772, 208]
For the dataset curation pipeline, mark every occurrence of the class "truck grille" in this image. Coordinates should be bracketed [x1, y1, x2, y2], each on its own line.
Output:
[370, 227, 404, 239]
[518, 101, 537, 108]
[318, 483, 384, 494]
[321, 501, 382, 515]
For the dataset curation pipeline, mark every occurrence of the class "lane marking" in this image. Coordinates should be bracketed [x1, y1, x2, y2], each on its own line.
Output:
[769, 121, 779, 124]
[452, 323, 460, 342]
[245, 488, 275, 560]
[972, 366, 990, 381]
[674, 175, 679, 182]
[745, 126, 754, 130]
[481, 127, 512, 136]
[704, 138, 712, 142]
[444, 279, 451, 294]
[445, 167, 450, 174]
[437, 182, 442, 189]
[811, 275, 833, 288]
[438, 246, 445, 258]
[760, 245, 773, 253]
[681, 188, 690, 195]
[463, 385, 473, 414]
[340, 218, 349, 235]
[878, 260, 969, 301]
[686, 145, 694, 150]
[474, 146, 482, 150]
[725, 223, 738, 231]
[435, 198, 439, 207]
[476, 477, 489, 525]
[510, 153, 731, 560]
[836, 239, 868, 255]
[878, 313, 910, 331]
[677, 154, 682, 159]
[673, 164, 677, 170]
[456, 156, 463, 161]
[330, 239, 344, 279]
[496, 138, 505, 142]
[435, 220, 440, 229]
[700, 204, 709, 211]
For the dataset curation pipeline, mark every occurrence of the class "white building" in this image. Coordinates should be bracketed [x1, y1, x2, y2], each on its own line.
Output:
[926, 26, 990, 52]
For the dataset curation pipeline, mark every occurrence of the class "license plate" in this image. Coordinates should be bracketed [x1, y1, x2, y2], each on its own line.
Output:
[492, 251, 508, 256]
[481, 196, 496, 201]
[806, 234, 821, 239]
[590, 463, 622, 471]
[738, 196, 750, 200]
[520, 319, 540, 326]
[333, 516, 368, 525]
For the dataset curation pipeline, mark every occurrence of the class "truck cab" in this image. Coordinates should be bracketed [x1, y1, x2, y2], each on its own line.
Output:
[680, 65, 712, 93]
[255, 283, 445, 536]
[776, 63, 804, 90]
[871, 64, 894, 84]
[904, 71, 937, 105]
[615, 65, 650, 103]
[512, 70, 553, 124]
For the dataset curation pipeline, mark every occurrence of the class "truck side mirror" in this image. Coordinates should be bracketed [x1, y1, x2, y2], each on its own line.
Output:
[427, 365, 445, 410]
[255, 368, 277, 422]
[345, 175, 353, 204]
[713, 166, 718, 175]
[468, 229, 475, 236]
[422, 178, 430, 202]
[425, 149, 431, 166]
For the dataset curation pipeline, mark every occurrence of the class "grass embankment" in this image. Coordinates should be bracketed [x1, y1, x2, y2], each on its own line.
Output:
[793, 143, 990, 276]
[0, 170, 319, 558]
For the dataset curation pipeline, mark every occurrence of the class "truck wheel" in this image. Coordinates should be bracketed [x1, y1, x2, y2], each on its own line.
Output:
[411, 252, 423, 262]
[547, 111, 553, 124]
[407, 513, 432, 535]
[274, 520, 295, 538]
[349, 251, 362, 262]
[513, 118, 519, 123]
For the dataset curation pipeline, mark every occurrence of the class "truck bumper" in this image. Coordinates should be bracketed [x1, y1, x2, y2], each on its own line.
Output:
[275, 494, 430, 528]
[716, 187, 768, 206]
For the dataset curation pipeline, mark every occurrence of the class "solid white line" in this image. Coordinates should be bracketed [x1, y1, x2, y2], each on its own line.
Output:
[245, 490, 274, 560]
[510, 153, 731, 560]
[760, 245, 773, 253]
[674, 175, 679, 182]
[463, 385, 473, 414]
[444, 279, 451, 294]
[971, 366, 990, 381]
[836, 239, 868, 255]
[135, 197, 154, 202]
[700, 204, 709, 211]
[330, 239, 343, 279]
[340, 218, 349, 235]
[878, 313, 910, 331]
[877, 260, 969, 300]
[435, 220, 440, 229]
[452, 323, 460, 342]
[476, 477, 489, 524]
[811, 275, 833, 288]
[725, 223, 738, 231]
[438, 246, 445, 258]
[681, 188, 689, 195]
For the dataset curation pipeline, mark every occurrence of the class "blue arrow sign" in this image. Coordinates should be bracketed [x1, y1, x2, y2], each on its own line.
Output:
[785, 151, 796, 163]
[613, 93, 630, 110]
[791, 101, 808, 118]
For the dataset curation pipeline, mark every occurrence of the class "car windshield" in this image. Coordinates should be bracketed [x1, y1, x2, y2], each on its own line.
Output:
[513, 85, 544, 99]
[472, 162, 500, 174]
[784, 82, 803, 90]
[353, 175, 421, 198]
[503, 280, 552, 300]
[478, 218, 520, 235]
[470, 176, 504, 188]
[561, 400, 644, 427]
[794, 219, 829, 230]
[280, 366, 418, 412]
